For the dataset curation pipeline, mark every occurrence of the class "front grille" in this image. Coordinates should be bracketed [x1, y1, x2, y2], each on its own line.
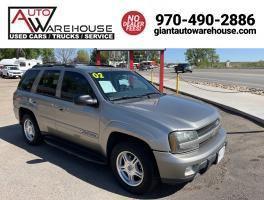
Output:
[197, 119, 220, 137]
[197, 119, 221, 144]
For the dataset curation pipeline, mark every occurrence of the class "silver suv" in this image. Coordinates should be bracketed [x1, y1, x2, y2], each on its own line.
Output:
[13, 65, 227, 194]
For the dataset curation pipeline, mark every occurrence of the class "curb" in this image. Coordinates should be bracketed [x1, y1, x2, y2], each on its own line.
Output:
[153, 82, 264, 127]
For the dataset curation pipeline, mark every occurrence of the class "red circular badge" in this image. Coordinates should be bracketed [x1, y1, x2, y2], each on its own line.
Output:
[121, 11, 146, 35]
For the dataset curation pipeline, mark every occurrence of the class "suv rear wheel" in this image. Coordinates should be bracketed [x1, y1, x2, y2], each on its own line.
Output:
[21, 114, 42, 145]
[110, 142, 159, 194]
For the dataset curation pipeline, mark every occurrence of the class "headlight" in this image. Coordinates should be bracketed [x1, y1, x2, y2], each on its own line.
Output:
[169, 131, 199, 154]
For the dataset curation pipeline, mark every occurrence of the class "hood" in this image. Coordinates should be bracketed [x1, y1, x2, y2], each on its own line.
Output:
[119, 95, 219, 131]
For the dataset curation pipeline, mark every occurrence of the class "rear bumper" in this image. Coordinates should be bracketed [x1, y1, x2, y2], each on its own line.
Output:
[153, 128, 227, 184]
[13, 106, 19, 121]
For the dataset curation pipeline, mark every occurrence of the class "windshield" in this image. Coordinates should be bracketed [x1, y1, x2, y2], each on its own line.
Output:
[179, 64, 189, 67]
[8, 66, 19, 70]
[90, 71, 161, 101]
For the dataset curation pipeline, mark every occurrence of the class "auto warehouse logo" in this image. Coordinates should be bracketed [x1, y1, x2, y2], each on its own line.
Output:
[8, 7, 115, 40]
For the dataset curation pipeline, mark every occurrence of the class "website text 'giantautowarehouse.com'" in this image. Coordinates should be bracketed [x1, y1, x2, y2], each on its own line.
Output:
[154, 26, 256, 36]
[153, 13, 256, 37]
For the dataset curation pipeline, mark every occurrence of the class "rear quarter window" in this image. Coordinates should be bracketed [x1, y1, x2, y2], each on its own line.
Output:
[18, 70, 40, 91]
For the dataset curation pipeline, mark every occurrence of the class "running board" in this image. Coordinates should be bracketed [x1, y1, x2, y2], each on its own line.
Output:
[44, 136, 107, 165]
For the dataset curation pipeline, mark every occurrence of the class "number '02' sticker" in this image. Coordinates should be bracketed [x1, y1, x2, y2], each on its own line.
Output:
[92, 72, 104, 78]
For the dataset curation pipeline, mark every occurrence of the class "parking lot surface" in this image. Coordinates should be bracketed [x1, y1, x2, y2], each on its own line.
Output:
[0, 78, 264, 200]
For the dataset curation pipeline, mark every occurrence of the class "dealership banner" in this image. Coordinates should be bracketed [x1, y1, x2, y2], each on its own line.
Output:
[0, 0, 262, 48]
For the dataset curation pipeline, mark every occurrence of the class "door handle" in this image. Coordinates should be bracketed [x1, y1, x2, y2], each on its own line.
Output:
[53, 104, 65, 111]
[29, 98, 37, 105]
[58, 107, 64, 111]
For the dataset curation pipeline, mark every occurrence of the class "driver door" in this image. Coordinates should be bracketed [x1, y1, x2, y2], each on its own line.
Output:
[54, 71, 100, 148]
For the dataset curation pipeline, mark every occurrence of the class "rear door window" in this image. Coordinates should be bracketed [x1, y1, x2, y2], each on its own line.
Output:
[36, 70, 60, 97]
[18, 70, 40, 91]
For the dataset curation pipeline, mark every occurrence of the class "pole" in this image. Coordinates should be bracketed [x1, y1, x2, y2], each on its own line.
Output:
[176, 73, 180, 95]
[96, 50, 101, 65]
[151, 70, 153, 83]
[129, 50, 134, 70]
[159, 50, 164, 92]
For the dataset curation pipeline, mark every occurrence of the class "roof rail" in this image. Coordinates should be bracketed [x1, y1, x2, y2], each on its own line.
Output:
[89, 64, 115, 68]
[32, 64, 116, 68]
[32, 64, 75, 68]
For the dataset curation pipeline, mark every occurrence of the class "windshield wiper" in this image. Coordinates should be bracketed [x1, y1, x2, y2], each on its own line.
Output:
[137, 92, 161, 98]
[111, 92, 161, 101]
[111, 96, 142, 101]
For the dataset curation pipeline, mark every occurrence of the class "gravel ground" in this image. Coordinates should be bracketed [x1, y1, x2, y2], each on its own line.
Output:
[144, 68, 264, 96]
[181, 79, 264, 96]
[0, 78, 264, 200]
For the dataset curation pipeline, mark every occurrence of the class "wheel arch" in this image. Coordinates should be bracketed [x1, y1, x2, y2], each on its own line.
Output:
[106, 131, 160, 176]
[19, 107, 37, 125]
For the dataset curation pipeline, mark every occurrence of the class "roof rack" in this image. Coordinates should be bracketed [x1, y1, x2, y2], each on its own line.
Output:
[32, 64, 115, 68]
[32, 64, 75, 68]
[90, 64, 115, 68]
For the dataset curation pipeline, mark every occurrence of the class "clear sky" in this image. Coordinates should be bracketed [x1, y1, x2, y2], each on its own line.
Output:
[165, 48, 264, 63]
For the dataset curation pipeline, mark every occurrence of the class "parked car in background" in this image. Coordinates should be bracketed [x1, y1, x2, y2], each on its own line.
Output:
[13, 64, 227, 194]
[139, 61, 157, 71]
[133, 62, 139, 69]
[165, 63, 177, 68]
[1, 65, 23, 78]
[116, 62, 127, 68]
[174, 63, 193, 73]
[139, 63, 149, 71]
[0, 65, 4, 76]
[0, 57, 42, 74]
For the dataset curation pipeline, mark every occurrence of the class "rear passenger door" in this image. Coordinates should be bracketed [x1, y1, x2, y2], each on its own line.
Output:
[55, 71, 100, 149]
[14, 69, 41, 120]
[33, 70, 61, 133]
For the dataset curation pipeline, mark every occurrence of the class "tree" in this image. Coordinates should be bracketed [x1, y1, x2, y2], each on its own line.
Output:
[185, 48, 219, 67]
[147, 51, 160, 63]
[75, 49, 89, 64]
[89, 49, 97, 64]
[55, 49, 76, 64]
[0, 48, 55, 63]
[0, 49, 17, 60]
[41, 49, 56, 64]
[89, 49, 109, 65]
[133, 50, 160, 63]
[206, 49, 219, 67]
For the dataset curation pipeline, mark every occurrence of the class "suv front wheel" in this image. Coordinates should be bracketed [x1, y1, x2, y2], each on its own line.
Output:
[21, 114, 42, 145]
[110, 142, 159, 194]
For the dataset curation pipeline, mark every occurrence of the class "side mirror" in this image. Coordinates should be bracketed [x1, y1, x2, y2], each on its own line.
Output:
[73, 95, 98, 107]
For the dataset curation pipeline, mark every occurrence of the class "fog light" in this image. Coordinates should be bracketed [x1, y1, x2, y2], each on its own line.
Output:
[185, 166, 196, 176]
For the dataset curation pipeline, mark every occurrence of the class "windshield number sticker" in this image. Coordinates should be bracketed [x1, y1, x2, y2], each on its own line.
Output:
[92, 72, 104, 79]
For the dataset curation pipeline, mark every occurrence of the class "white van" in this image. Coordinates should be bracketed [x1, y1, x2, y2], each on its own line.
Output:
[14, 57, 43, 73]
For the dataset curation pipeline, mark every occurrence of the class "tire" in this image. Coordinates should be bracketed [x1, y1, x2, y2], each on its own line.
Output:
[21, 114, 42, 145]
[110, 142, 159, 194]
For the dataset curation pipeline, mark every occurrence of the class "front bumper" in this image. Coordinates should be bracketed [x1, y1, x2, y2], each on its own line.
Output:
[153, 128, 227, 184]
[8, 74, 22, 78]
